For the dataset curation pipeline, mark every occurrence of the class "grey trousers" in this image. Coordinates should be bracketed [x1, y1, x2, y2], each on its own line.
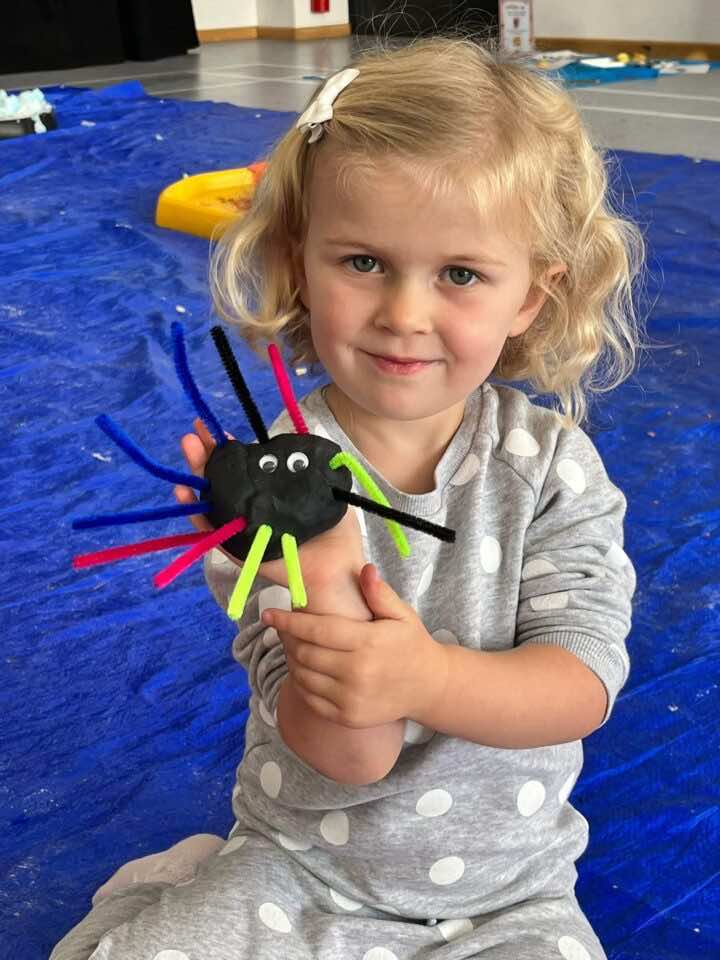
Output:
[50, 831, 607, 960]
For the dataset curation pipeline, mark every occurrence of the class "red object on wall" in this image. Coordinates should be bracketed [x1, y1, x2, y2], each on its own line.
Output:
[311, 0, 329, 11]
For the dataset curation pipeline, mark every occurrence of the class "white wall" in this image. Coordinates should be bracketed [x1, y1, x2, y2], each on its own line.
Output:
[535, 0, 720, 44]
[294, 0, 349, 29]
[191, 0, 348, 31]
[257, 0, 292, 28]
[191, 0, 718, 43]
[191, 0, 257, 31]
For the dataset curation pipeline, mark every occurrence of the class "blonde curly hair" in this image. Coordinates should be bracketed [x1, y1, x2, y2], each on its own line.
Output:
[210, 35, 649, 430]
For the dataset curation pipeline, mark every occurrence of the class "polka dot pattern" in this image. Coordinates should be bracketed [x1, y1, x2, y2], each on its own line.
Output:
[530, 591, 569, 612]
[258, 699, 276, 727]
[276, 832, 312, 852]
[260, 761, 282, 799]
[258, 901, 292, 933]
[450, 452, 481, 486]
[209, 548, 233, 569]
[416, 788, 453, 818]
[329, 886, 363, 911]
[429, 855, 465, 885]
[258, 586, 292, 616]
[517, 780, 547, 817]
[558, 935, 592, 960]
[320, 810, 350, 846]
[605, 541, 629, 567]
[480, 536, 502, 573]
[403, 719, 434, 745]
[522, 557, 559, 580]
[503, 427, 540, 458]
[438, 917, 474, 941]
[556, 458, 586, 495]
[558, 771, 578, 805]
[417, 562, 434, 597]
[218, 835, 248, 857]
[354, 503, 368, 538]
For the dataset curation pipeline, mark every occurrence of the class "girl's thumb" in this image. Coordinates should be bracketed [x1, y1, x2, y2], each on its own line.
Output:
[360, 564, 406, 619]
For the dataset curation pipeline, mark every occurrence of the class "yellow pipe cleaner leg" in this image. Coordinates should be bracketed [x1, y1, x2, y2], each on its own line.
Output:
[228, 524, 272, 620]
[281, 533, 307, 608]
[329, 451, 410, 557]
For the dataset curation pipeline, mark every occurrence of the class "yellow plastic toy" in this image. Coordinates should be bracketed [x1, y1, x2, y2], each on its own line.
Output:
[155, 162, 268, 239]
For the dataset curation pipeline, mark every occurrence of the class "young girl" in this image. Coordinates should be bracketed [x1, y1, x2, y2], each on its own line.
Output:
[52, 35, 646, 960]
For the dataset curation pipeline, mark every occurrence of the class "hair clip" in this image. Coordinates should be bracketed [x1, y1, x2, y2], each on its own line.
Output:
[295, 67, 359, 143]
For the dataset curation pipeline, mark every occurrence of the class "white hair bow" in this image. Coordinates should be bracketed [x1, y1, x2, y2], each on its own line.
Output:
[295, 68, 360, 143]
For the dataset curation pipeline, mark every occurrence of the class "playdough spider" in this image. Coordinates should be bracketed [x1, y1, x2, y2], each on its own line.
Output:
[72, 323, 456, 619]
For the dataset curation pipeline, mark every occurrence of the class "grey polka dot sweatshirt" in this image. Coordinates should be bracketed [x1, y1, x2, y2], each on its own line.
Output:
[203, 381, 636, 920]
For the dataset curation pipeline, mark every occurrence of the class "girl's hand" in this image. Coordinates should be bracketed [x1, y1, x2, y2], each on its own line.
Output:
[174, 418, 366, 592]
[263, 565, 450, 728]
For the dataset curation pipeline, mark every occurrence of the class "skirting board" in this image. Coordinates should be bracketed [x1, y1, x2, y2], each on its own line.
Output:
[198, 24, 351, 43]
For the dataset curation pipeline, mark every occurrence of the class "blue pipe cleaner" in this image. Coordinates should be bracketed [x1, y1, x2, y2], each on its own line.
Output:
[171, 321, 227, 448]
[96, 414, 210, 491]
[72, 502, 211, 530]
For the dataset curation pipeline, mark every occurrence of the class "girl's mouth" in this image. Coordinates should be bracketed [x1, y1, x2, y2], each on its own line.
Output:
[365, 352, 437, 376]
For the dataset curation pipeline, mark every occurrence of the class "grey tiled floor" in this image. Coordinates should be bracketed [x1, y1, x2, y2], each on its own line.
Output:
[1, 38, 719, 160]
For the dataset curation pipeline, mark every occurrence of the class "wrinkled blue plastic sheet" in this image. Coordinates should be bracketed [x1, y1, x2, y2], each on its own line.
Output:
[0, 83, 718, 960]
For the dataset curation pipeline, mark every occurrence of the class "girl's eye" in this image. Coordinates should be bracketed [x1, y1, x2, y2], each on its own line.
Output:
[347, 255, 379, 273]
[344, 256, 483, 286]
[286, 451, 309, 473]
[258, 454, 278, 473]
[446, 266, 481, 287]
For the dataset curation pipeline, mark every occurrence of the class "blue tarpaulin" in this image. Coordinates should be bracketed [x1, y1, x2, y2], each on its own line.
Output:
[0, 82, 718, 959]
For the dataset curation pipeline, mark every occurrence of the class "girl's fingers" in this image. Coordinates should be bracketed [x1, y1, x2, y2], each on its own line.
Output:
[192, 416, 235, 449]
[174, 483, 193, 505]
[176, 423, 220, 536]
[173, 484, 211, 533]
[193, 418, 216, 455]
[176, 420, 237, 542]
[181, 433, 208, 475]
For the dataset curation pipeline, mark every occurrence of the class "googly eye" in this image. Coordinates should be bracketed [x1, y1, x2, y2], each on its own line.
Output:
[287, 451, 309, 473]
[258, 454, 278, 473]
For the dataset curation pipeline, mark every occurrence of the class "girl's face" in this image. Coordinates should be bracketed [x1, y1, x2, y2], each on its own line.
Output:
[293, 148, 561, 427]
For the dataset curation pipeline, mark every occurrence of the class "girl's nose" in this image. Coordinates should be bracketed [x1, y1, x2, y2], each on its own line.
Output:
[377, 279, 434, 335]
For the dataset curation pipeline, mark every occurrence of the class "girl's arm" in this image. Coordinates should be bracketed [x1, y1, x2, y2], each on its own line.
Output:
[177, 418, 405, 784]
[412, 420, 635, 748]
[408, 641, 608, 748]
[276, 564, 406, 785]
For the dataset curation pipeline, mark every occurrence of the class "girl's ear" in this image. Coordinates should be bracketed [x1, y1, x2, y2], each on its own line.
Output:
[509, 261, 567, 338]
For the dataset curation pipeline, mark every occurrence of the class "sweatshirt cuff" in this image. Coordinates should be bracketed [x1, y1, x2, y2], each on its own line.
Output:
[522, 631, 630, 727]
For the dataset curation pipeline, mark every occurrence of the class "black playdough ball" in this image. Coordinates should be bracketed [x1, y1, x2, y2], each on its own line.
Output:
[202, 432, 353, 561]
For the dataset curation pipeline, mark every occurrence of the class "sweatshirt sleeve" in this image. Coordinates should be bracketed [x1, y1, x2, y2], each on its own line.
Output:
[200, 405, 302, 714]
[515, 425, 636, 727]
[203, 549, 290, 716]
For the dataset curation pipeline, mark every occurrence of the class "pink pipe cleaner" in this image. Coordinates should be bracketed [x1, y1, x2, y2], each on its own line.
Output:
[267, 343, 309, 434]
[153, 516, 248, 589]
[73, 532, 208, 570]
